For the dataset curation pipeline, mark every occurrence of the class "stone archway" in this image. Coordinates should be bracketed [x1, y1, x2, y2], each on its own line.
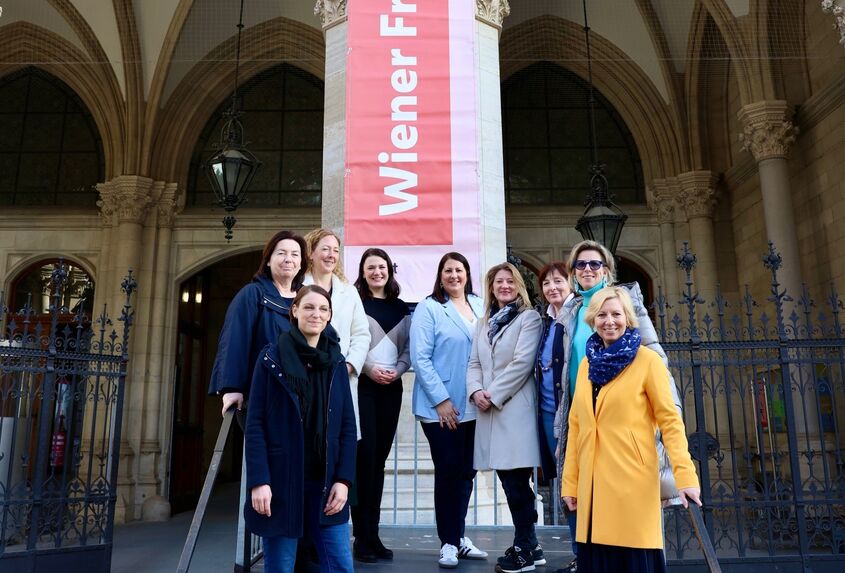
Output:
[168, 249, 261, 514]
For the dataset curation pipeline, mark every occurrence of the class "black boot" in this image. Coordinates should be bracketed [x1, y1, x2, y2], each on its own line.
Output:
[353, 539, 378, 564]
[372, 536, 394, 561]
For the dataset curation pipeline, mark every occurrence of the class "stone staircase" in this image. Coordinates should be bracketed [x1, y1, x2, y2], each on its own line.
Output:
[379, 442, 530, 526]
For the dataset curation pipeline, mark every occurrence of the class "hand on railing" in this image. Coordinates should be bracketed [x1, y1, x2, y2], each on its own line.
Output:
[222, 392, 244, 417]
[678, 487, 702, 509]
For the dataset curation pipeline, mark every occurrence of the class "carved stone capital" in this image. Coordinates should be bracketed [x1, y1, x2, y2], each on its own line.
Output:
[677, 171, 719, 220]
[648, 178, 681, 225]
[738, 100, 798, 161]
[476, 0, 511, 28]
[156, 183, 183, 228]
[96, 176, 154, 225]
[314, 0, 347, 30]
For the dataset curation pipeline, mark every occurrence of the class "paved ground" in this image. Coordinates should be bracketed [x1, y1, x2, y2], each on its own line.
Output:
[111, 483, 574, 573]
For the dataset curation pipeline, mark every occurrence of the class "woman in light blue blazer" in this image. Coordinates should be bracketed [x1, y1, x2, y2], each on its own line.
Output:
[410, 252, 488, 568]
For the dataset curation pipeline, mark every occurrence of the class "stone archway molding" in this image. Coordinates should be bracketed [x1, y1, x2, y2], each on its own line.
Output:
[0, 23, 126, 180]
[500, 16, 687, 184]
[150, 17, 326, 187]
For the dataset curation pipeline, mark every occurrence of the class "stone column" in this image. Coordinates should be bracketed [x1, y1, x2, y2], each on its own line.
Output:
[649, 178, 681, 306]
[738, 101, 802, 297]
[475, 0, 510, 272]
[315, 0, 348, 235]
[678, 171, 720, 303]
[139, 183, 182, 522]
[96, 175, 155, 522]
[315, 0, 509, 271]
[739, 101, 819, 453]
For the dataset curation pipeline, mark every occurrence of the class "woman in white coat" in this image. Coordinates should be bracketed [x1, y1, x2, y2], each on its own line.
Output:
[303, 228, 371, 438]
[468, 262, 543, 573]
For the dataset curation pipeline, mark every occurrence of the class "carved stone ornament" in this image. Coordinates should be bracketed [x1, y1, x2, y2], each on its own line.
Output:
[314, 0, 347, 29]
[96, 176, 154, 225]
[156, 183, 184, 228]
[678, 171, 720, 220]
[738, 101, 798, 161]
[476, 0, 511, 27]
[649, 179, 679, 225]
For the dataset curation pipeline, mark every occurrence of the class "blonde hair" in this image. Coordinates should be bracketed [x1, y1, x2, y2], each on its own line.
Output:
[304, 228, 347, 282]
[584, 286, 639, 330]
[566, 240, 617, 292]
[483, 262, 532, 320]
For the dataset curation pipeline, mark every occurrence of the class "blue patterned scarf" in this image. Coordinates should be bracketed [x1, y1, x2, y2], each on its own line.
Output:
[488, 302, 521, 344]
[586, 327, 642, 386]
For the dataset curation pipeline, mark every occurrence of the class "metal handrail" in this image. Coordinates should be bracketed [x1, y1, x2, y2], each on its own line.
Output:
[176, 408, 235, 573]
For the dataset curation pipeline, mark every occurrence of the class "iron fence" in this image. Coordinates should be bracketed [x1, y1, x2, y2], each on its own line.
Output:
[225, 241, 845, 573]
[658, 242, 845, 572]
[0, 263, 135, 573]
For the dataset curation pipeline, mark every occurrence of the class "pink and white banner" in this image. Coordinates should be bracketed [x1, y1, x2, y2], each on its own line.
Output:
[344, 0, 480, 302]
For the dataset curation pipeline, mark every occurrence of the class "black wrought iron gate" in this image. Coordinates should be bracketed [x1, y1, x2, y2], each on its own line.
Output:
[0, 264, 135, 573]
[659, 243, 845, 573]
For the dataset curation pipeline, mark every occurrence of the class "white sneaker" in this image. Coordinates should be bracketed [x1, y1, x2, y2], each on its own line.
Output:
[439, 543, 459, 568]
[459, 536, 489, 559]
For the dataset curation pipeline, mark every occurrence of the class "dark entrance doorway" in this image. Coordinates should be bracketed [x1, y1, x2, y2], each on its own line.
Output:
[169, 250, 261, 514]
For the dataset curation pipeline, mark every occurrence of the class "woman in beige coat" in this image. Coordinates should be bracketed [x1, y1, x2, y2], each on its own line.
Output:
[468, 263, 543, 573]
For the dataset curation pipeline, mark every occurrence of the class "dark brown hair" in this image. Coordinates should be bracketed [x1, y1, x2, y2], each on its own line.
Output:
[289, 284, 333, 326]
[538, 261, 569, 287]
[429, 252, 474, 304]
[354, 248, 401, 300]
[254, 230, 308, 290]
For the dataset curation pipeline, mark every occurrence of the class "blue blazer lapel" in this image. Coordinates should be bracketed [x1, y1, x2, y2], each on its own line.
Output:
[443, 299, 472, 340]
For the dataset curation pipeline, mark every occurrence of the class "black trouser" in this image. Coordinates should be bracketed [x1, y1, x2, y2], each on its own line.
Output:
[421, 420, 477, 548]
[351, 376, 403, 544]
[497, 467, 539, 551]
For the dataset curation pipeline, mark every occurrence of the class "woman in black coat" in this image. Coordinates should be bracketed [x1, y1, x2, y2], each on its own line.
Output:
[244, 285, 357, 573]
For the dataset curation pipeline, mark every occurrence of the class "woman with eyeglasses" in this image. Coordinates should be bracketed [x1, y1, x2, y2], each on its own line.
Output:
[551, 240, 683, 573]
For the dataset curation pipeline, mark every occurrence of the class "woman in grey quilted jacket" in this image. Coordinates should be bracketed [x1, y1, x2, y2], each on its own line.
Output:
[551, 240, 683, 573]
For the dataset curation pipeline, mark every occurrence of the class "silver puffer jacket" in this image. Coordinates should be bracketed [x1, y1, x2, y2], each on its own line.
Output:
[552, 281, 683, 506]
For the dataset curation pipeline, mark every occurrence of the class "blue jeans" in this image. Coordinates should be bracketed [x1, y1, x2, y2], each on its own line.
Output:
[540, 409, 557, 463]
[262, 482, 354, 573]
[542, 409, 577, 557]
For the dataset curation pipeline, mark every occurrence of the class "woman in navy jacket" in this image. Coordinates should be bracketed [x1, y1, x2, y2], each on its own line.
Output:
[244, 285, 357, 573]
[208, 230, 308, 415]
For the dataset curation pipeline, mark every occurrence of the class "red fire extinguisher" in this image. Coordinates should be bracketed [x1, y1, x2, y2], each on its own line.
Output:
[50, 414, 66, 468]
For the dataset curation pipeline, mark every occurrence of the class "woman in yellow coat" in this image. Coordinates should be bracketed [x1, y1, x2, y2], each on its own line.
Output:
[561, 286, 701, 573]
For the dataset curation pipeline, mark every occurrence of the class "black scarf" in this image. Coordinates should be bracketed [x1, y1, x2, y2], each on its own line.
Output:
[277, 326, 342, 475]
[488, 301, 522, 344]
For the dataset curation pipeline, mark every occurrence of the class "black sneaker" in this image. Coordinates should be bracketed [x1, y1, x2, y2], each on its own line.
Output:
[554, 558, 577, 573]
[495, 546, 535, 573]
[531, 545, 546, 566]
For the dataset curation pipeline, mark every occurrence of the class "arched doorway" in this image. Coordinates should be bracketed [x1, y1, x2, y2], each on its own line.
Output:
[2, 260, 96, 503]
[617, 256, 654, 314]
[169, 250, 261, 514]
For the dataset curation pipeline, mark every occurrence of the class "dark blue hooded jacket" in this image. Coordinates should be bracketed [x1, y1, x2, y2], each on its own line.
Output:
[208, 275, 294, 396]
[243, 340, 357, 538]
